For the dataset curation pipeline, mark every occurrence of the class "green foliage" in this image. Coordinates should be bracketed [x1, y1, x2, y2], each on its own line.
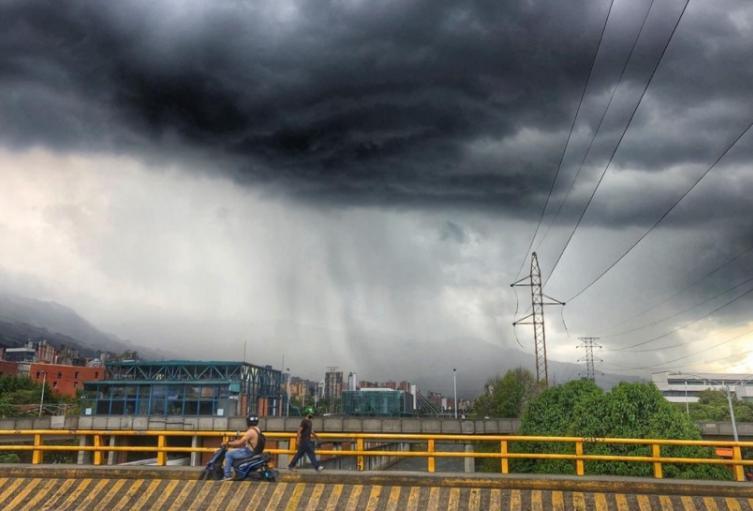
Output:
[471, 368, 539, 419]
[0, 375, 72, 417]
[507, 381, 731, 480]
[683, 390, 753, 422]
[0, 453, 20, 463]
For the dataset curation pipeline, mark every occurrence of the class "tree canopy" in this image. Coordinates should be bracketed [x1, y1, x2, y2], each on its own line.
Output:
[471, 367, 539, 419]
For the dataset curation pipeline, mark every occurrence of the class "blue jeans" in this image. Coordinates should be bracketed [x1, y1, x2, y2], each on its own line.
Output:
[289, 439, 320, 469]
[224, 447, 253, 478]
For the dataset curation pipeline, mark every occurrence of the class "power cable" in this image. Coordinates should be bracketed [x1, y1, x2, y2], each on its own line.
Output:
[534, 0, 656, 253]
[544, 0, 690, 287]
[613, 282, 753, 351]
[565, 117, 753, 303]
[602, 273, 753, 338]
[514, 0, 617, 279]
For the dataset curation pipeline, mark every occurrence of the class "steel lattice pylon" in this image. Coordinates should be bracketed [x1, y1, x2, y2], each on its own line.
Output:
[512, 252, 565, 386]
[577, 337, 602, 382]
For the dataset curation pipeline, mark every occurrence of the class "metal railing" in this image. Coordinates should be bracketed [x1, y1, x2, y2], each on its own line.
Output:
[0, 430, 751, 482]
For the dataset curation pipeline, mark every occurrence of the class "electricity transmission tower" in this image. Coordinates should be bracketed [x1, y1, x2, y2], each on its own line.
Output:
[577, 337, 602, 382]
[512, 252, 565, 386]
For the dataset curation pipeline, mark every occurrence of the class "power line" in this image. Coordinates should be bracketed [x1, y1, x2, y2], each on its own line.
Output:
[599, 244, 753, 333]
[534, 0, 656, 253]
[514, 0, 617, 280]
[613, 282, 753, 352]
[544, 0, 690, 287]
[564, 117, 753, 303]
[602, 273, 753, 339]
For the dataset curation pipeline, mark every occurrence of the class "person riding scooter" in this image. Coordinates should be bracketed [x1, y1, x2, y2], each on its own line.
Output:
[222, 415, 264, 481]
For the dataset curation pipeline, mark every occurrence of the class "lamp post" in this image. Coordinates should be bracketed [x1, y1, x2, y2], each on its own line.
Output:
[38, 371, 47, 417]
[452, 368, 458, 419]
[724, 383, 740, 442]
[285, 368, 290, 416]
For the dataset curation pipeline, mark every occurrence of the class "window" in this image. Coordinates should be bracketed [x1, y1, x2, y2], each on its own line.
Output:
[57, 372, 62, 379]
[75, 371, 79, 379]
[95, 371, 99, 378]
[36, 371, 40, 378]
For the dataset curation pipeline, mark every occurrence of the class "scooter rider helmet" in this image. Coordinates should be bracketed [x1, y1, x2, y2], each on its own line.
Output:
[246, 415, 259, 427]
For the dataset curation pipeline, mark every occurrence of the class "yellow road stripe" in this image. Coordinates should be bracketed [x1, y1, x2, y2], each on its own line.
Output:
[468, 488, 481, 511]
[364, 485, 382, 511]
[4, 477, 41, 511]
[267, 482, 289, 509]
[702, 497, 718, 511]
[615, 494, 630, 511]
[152, 479, 181, 511]
[510, 489, 522, 511]
[0, 478, 26, 505]
[551, 491, 565, 511]
[170, 480, 197, 510]
[679, 496, 696, 511]
[42, 478, 76, 510]
[490, 489, 502, 510]
[112, 478, 145, 511]
[659, 495, 674, 511]
[530, 490, 543, 511]
[245, 481, 269, 509]
[573, 492, 587, 511]
[384, 486, 402, 511]
[426, 487, 439, 510]
[725, 497, 742, 511]
[284, 483, 307, 511]
[324, 483, 344, 511]
[405, 486, 421, 511]
[76, 478, 110, 510]
[96, 479, 127, 509]
[346, 485, 364, 509]
[130, 479, 162, 511]
[304, 483, 326, 511]
[447, 487, 460, 511]
[594, 493, 609, 511]
[59, 478, 93, 510]
[637, 495, 652, 511]
[21, 478, 59, 510]
[186, 480, 214, 511]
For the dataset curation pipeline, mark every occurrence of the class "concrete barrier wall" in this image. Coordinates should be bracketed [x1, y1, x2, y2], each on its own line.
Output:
[0, 415, 749, 438]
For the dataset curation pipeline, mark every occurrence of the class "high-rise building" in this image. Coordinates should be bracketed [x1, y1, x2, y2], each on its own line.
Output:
[324, 369, 343, 400]
[347, 372, 358, 391]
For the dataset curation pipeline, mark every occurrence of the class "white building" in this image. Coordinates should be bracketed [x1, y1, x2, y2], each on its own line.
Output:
[652, 371, 753, 403]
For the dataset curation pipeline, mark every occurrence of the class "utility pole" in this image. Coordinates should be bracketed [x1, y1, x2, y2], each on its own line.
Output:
[577, 337, 602, 382]
[512, 252, 565, 386]
[452, 368, 458, 419]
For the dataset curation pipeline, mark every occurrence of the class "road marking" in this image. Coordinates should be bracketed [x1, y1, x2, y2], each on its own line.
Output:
[425, 487, 440, 509]
[304, 483, 326, 511]
[364, 485, 382, 511]
[131, 479, 162, 511]
[636, 495, 652, 511]
[3, 477, 41, 511]
[530, 490, 543, 511]
[169, 480, 196, 510]
[551, 491, 565, 511]
[384, 486, 402, 511]
[41, 477, 77, 510]
[615, 494, 630, 511]
[75, 478, 110, 510]
[405, 486, 421, 511]
[152, 479, 181, 511]
[490, 489, 502, 510]
[284, 483, 307, 511]
[659, 495, 674, 511]
[90, 478, 125, 509]
[510, 489, 522, 511]
[702, 496, 718, 511]
[0, 478, 25, 505]
[346, 484, 364, 509]
[466, 488, 480, 511]
[268, 482, 289, 509]
[573, 492, 586, 511]
[246, 481, 272, 509]
[324, 483, 344, 511]
[59, 478, 93, 510]
[186, 479, 215, 511]
[447, 487, 461, 511]
[20, 478, 58, 510]
[725, 497, 742, 511]
[679, 496, 696, 511]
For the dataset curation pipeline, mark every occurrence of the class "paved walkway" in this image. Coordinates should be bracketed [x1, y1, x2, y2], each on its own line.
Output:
[0, 477, 752, 510]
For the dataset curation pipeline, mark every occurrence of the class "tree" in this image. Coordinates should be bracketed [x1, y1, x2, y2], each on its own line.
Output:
[511, 380, 730, 480]
[684, 390, 753, 422]
[471, 368, 539, 419]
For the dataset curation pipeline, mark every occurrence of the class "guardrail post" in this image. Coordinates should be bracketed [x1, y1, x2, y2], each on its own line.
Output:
[651, 444, 663, 479]
[32, 433, 43, 464]
[500, 440, 509, 474]
[93, 435, 102, 466]
[356, 438, 365, 471]
[575, 441, 584, 476]
[427, 439, 435, 473]
[733, 446, 745, 482]
[157, 434, 167, 466]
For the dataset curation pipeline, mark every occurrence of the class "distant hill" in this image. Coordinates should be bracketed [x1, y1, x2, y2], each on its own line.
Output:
[0, 293, 165, 359]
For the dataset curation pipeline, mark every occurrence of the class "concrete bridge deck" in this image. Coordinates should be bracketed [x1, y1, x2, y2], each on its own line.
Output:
[1, 466, 751, 510]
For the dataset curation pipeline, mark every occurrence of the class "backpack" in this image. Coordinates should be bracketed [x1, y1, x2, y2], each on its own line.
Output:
[253, 427, 266, 454]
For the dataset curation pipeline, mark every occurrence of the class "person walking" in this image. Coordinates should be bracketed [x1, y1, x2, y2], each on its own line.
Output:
[288, 409, 324, 471]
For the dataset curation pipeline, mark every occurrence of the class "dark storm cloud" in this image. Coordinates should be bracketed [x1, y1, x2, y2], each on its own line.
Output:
[1, 0, 752, 223]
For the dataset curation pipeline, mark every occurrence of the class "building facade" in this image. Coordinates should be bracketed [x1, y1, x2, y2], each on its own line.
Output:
[82, 360, 285, 417]
[341, 388, 411, 416]
[652, 371, 753, 403]
[324, 370, 343, 401]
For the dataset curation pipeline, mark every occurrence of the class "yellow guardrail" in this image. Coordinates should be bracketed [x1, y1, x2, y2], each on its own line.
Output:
[0, 429, 751, 482]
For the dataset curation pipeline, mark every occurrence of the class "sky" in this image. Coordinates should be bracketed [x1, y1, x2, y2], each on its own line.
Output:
[1, 0, 753, 391]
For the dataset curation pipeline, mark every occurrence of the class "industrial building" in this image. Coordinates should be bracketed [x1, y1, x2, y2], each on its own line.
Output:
[341, 388, 412, 416]
[652, 371, 753, 403]
[82, 360, 285, 417]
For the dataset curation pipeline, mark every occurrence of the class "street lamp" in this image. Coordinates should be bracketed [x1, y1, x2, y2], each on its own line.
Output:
[285, 368, 291, 417]
[38, 371, 47, 417]
[724, 383, 740, 442]
[452, 368, 458, 420]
